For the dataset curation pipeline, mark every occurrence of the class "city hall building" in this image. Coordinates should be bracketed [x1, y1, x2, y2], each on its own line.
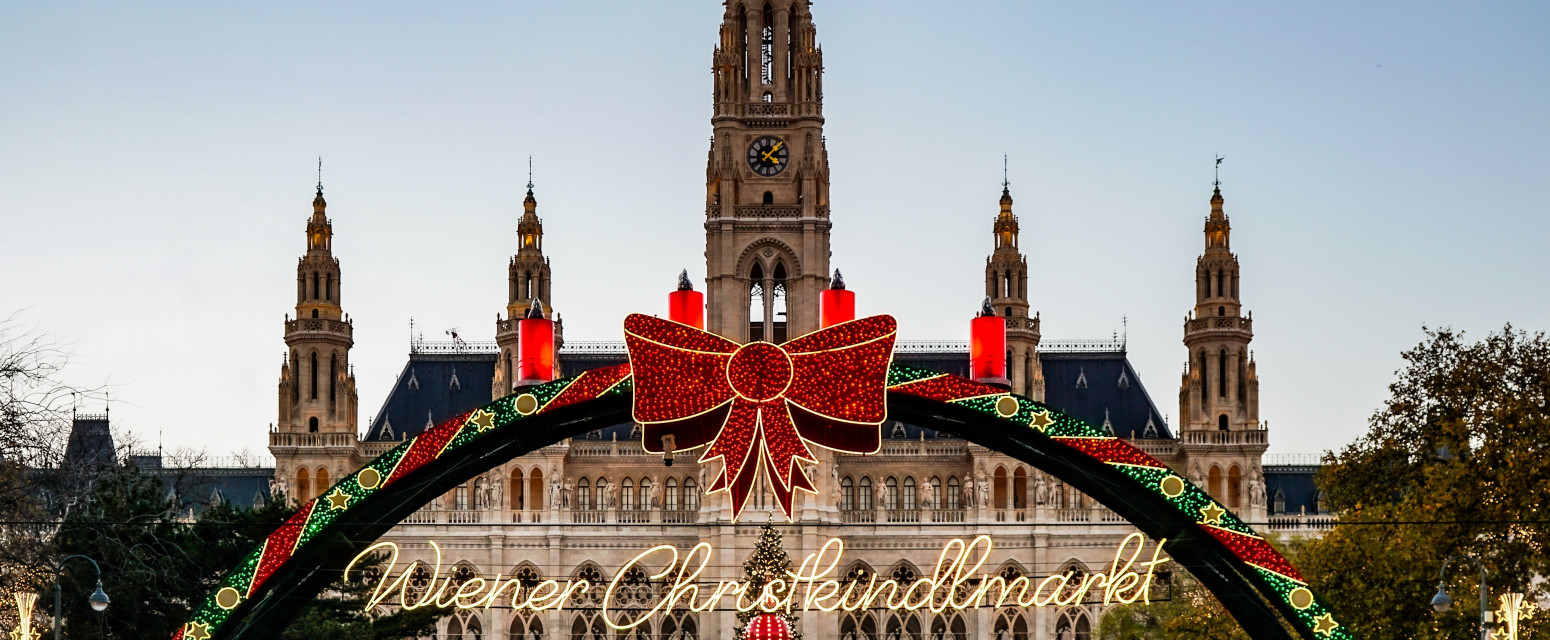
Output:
[252, 2, 1330, 639]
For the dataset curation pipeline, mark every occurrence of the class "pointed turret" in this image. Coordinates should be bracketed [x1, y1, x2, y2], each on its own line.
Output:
[982, 174, 1043, 400]
[496, 165, 559, 398]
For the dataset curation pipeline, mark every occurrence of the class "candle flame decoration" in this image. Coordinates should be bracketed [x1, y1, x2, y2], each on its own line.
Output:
[9, 593, 39, 640]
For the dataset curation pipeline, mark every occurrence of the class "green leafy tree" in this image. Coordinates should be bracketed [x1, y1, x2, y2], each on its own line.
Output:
[734, 524, 801, 640]
[1097, 570, 1251, 640]
[51, 463, 443, 639]
[1301, 325, 1550, 640]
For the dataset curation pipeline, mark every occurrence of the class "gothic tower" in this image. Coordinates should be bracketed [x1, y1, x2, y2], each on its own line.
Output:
[493, 178, 555, 399]
[984, 183, 1044, 401]
[703, 0, 830, 343]
[1178, 184, 1266, 516]
[273, 180, 360, 504]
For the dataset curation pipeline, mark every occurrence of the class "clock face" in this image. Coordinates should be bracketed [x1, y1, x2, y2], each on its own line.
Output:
[746, 136, 789, 177]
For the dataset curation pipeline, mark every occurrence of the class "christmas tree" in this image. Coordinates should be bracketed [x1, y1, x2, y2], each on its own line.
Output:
[735, 525, 802, 640]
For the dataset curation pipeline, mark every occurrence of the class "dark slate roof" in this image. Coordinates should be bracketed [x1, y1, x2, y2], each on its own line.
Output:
[364, 353, 498, 442]
[1039, 352, 1172, 440]
[1264, 465, 1325, 515]
[363, 345, 1171, 443]
[129, 455, 275, 514]
[64, 415, 115, 469]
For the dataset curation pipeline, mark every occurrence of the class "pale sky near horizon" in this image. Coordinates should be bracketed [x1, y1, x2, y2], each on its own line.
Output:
[2, 1, 1546, 462]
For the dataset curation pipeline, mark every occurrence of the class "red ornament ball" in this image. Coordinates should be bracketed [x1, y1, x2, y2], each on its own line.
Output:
[746, 613, 792, 640]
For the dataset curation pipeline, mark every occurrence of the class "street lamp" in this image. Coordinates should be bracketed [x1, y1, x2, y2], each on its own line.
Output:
[1432, 554, 1490, 640]
[52, 555, 110, 640]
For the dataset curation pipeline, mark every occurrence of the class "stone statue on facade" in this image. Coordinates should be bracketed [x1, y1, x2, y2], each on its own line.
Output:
[550, 476, 562, 508]
[492, 478, 504, 511]
[1189, 462, 1205, 488]
[874, 481, 887, 510]
[978, 479, 990, 509]
[606, 480, 620, 510]
[645, 480, 659, 509]
[962, 476, 976, 508]
[563, 479, 576, 509]
[1250, 480, 1266, 507]
[1035, 475, 1050, 505]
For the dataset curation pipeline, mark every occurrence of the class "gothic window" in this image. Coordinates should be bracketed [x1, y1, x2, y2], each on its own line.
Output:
[662, 612, 697, 640]
[1272, 488, 1285, 514]
[930, 614, 966, 640]
[310, 351, 319, 399]
[638, 476, 652, 510]
[684, 476, 699, 511]
[511, 468, 524, 510]
[570, 612, 606, 640]
[295, 468, 310, 502]
[946, 476, 960, 510]
[308, 416, 318, 433]
[884, 476, 898, 510]
[858, 477, 873, 510]
[1228, 465, 1242, 508]
[760, 4, 774, 85]
[762, 91, 772, 102]
[771, 262, 788, 343]
[762, 191, 773, 204]
[1218, 306, 1225, 316]
[928, 476, 941, 511]
[1218, 349, 1228, 397]
[884, 612, 921, 640]
[992, 467, 1008, 509]
[1237, 353, 1246, 401]
[665, 478, 679, 510]
[595, 477, 607, 510]
[529, 468, 544, 510]
[1012, 468, 1027, 509]
[455, 483, 469, 511]
[841, 477, 855, 510]
[903, 477, 917, 510]
[510, 612, 543, 640]
[992, 610, 1027, 640]
[1207, 465, 1222, 501]
[1219, 414, 1229, 431]
[622, 477, 635, 510]
[325, 274, 332, 302]
[1055, 609, 1090, 640]
[315, 467, 329, 497]
[577, 478, 591, 510]
[329, 354, 337, 404]
[842, 612, 877, 640]
[749, 263, 765, 342]
[311, 272, 319, 299]
[1199, 350, 1208, 405]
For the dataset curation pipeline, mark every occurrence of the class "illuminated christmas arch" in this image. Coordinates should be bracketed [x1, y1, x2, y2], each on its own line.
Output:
[172, 319, 1347, 640]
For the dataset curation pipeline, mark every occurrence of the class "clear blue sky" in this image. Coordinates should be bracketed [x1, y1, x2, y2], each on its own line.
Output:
[2, 1, 1546, 460]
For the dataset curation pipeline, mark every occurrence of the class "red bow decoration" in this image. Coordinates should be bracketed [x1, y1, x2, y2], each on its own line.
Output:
[625, 314, 897, 520]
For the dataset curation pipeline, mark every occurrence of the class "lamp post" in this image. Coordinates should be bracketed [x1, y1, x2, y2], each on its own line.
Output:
[1431, 554, 1490, 640]
[52, 555, 109, 640]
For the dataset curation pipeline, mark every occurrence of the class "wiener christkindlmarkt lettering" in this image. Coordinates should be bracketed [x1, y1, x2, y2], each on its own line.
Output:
[344, 533, 1170, 623]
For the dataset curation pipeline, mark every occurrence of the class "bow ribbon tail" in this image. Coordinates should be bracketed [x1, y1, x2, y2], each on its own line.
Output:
[758, 401, 816, 518]
[701, 399, 762, 512]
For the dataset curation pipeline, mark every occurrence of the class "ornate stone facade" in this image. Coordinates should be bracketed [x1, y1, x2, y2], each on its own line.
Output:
[264, 4, 1324, 640]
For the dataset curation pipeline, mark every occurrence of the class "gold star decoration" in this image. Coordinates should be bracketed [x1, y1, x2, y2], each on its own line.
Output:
[469, 410, 496, 432]
[1312, 613, 1339, 636]
[1028, 411, 1053, 431]
[325, 488, 351, 511]
[1199, 502, 1226, 525]
[185, 622, 212, 640]
[1491, 593, 1531, 640]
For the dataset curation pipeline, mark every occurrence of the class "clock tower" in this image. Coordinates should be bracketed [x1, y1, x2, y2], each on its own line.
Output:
[703, 0, 830, 344]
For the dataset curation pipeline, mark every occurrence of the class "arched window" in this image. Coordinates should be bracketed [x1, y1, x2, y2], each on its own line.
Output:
[510, 612, 543, 640]
[1228, 465, 1242, 508]
[1273, 488, 1286, 514]
[509, 468, 524, 510]
[841, 477, 855, 510]
[884, 477, 898, 510]
[841, 612, 877, 640]
[295, 468, 310, 502]
[1219, 414, 1230, 431]
[1207, 465, 1222, 502]
[928, 476, 942, 511]
[749, 263, 765, 342]
[992, 467, 1008, 509]
[946, 476, 961, 510]
[1012, 468, 1027, 509]
[529, 468, 543, 511]
[661, 612, 697, 640]
[771, 262, 788, 343]
[311, 272, 319, 300]
[310, 351, 319, 400]
[665, 478, 679, 510]
[577, 478, 591, 511]
[325, 274, 332, 302]
[858, 477, 873, 511]
[930, 614, 966, 640]
[621, 478, 635, 510]
[455, 483, 468, 511]
[1199, 349, 1209, 404]
[902, 477, 917, 510]
[329, 353, 337, 404]
[315, 467, 329, 497]
[570, 613, 606, 640]
[759, 4, 774, 84]
[762, 191, 774, 205]
[308, 416, 318, 433]
[993, 610, 1027, 640]
[594, 477, 607, 510]
[1218, 349, 1228, 397]
[638, 476, 652, 510]
[884, 612, 921, 640]
[684, 476, 699, 511]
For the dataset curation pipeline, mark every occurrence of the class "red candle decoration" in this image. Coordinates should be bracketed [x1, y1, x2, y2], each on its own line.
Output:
[518, 299, 555, 383]
[668, 269, 705, 329]
[819, 269, 854, 328]
[970, 297, 1008, 385]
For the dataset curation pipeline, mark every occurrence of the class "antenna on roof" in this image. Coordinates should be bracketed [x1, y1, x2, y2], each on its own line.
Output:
[1002, 154, 1009, 190]
[527, 155, 534, 191]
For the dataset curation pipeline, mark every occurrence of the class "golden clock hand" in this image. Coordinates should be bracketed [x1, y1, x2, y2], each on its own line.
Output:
[760, 141, 785, 164]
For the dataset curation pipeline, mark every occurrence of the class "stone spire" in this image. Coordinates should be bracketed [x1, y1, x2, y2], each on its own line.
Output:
[983, 175, 1043, 401]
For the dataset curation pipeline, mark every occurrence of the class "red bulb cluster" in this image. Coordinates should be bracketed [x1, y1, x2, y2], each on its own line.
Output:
[745, 613, 793, 640]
